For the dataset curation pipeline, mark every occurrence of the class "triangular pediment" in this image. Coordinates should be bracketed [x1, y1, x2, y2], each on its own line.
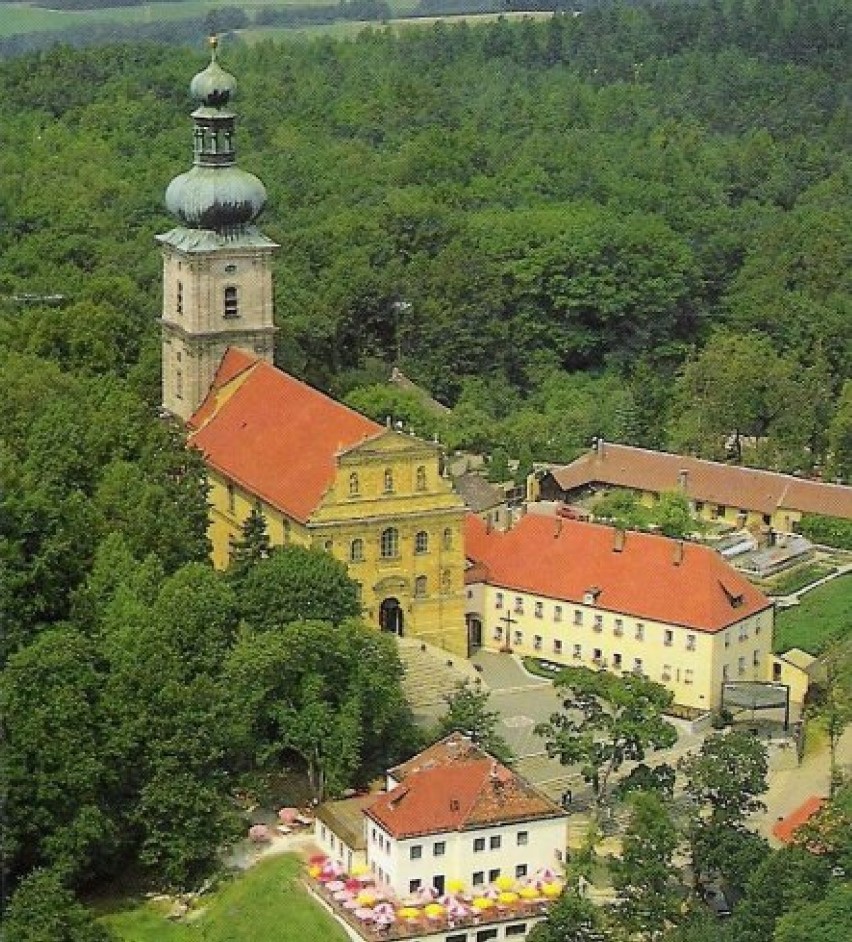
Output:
[338, 428, 438, 461]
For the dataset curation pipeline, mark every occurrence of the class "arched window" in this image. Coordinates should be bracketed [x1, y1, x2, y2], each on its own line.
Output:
[349, 472, 360, 496]
[323, 539, 333, 553]
[414, 576, 427, 598]
[380, 527, 398, 559]
[383, 468, 394, 493]
[415, 466, 427, 491]
[350, 538, 364, 563]
[224, 286, 239, 319]
[415, 531, 429, 554]
[442, 528, 453, 550]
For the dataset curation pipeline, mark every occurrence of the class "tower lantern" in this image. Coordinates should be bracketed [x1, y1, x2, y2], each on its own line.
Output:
[157, 36, 277, 421]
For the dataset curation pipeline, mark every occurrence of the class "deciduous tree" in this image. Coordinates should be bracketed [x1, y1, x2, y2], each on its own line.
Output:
[535, 667, 677, 808]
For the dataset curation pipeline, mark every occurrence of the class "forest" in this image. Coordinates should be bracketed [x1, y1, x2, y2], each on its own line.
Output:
[0, 0, 849, 937]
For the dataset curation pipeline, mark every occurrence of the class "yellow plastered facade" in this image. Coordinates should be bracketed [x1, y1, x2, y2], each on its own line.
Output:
[466, 582, 775, 711]
[207, 429, 469, 656]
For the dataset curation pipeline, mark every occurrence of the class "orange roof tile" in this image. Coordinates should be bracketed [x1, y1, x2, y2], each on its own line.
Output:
[464, 514, 772, 633]
[368, 747, 563, 839]
[772, 795, 826, 844]
[389, 732, 490, 782]
[548, 443, 852, 520]
[188, 349, 381, 523]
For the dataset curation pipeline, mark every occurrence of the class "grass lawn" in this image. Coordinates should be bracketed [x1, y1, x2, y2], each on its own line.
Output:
[765, 562, 837, 597]
[773, 573, 852, 655]
[100, 853, 348, 942]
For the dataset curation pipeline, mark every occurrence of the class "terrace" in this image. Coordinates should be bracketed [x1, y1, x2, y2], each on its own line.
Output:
[306, 856, 561, 942]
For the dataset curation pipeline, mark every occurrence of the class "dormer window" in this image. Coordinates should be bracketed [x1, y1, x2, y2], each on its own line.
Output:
[224, 285, 239, 319]
[583, 587, 600, 606]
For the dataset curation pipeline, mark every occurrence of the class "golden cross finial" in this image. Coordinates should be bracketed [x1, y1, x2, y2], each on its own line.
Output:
[209, 35, 219, 61]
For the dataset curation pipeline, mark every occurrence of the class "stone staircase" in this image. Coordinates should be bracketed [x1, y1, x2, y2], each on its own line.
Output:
[396, 637, 487, 724]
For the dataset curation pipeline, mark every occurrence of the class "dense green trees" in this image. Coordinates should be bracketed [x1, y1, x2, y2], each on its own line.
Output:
[0, 1, 848, 929]
[0, 1, 847, 472]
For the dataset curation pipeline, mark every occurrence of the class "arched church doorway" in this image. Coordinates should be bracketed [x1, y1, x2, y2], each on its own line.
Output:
[379, 597, 404, 636]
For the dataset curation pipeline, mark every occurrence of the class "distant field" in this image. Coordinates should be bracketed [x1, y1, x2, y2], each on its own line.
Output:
[774, 573, 852, 655]
[100, 853, 348, 942]
[240, 10, 554, 43]
[0, 0, 418, 39]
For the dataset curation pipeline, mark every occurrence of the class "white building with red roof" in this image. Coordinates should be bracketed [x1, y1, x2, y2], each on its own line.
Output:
[464, 514, 775, 711]
[314, 733, 567, 941]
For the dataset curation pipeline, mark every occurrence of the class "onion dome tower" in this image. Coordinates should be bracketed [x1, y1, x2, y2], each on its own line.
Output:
[157, 37, 277, 421]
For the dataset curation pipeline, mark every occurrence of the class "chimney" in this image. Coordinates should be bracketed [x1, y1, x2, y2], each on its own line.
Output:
[613, 528, 625, 552]
[673, 540, 684, 566]
[678, 469, 689, 491]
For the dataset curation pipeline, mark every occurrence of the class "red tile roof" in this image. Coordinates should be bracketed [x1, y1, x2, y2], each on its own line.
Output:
[188, 349, 381, 523]
[389, 732, 489, 782]
[368, 736, 563, 839]
[772, 795, 826, 844]
[547, 443, 852, 520]
[464, 514, 772, 633]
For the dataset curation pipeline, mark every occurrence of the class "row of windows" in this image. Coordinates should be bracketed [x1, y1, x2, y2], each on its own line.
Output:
[175, 282, 239, 319]
[405, 830, 529, 861]
[407, 865, 530, 899]
[348, 466, 428, 497]
[356, 528, 452, 560]
[377, 527, 453, 559]
[495, 592, 700, 651]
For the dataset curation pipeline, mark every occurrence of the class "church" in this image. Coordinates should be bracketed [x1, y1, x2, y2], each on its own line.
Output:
[158, 41, 468, 656]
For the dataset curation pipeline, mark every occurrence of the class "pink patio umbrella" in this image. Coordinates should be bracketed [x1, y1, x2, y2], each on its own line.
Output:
[308, 854, 328, 866]
[327, 880, 346, 893]
[333, 890, 353, 902]
[345, 878, 362, 892]
[447, 898, 469, 919]
[343, 898, 360, 910]
[354, 907, 375, 921]
[374, 902, 395, 919]
[248, 824, 271, 843]
[278, 807, 299, 823]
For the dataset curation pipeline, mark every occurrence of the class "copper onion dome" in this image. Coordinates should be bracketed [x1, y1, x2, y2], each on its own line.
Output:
[165, 37, 267, 233]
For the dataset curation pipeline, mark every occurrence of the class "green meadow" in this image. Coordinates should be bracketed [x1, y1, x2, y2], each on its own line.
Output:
[100, 853, 349, 942]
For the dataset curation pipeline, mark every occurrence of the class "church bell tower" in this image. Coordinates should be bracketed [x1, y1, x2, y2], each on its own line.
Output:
[158, 37, 277, 421]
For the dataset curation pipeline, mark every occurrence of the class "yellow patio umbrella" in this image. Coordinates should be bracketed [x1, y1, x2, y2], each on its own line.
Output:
[541, 881, 564, 897]
[350, 863, 370, 876]
[446, 878, 465, 893]
[424, 903, 445, 918]
[356, 891, 377, 906]
[519, 886, 540, 900]
[495, 874, 515, 891]
[308, 865, 322, 878]
[472, 897, 494, 910]
[397, 906, 421, 919]
[498, 891, 519, 905]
